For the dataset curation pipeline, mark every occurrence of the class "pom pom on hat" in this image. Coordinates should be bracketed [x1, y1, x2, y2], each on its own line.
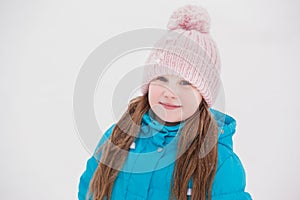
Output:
[167, 4, 211, 33]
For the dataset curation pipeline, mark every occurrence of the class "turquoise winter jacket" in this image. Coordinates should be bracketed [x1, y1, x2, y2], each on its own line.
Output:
[78, 108, 252, 200]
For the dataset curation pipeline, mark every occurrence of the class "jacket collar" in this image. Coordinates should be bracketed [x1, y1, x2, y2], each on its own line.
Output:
[140, 109, 184, 147]
[141, 109, 185, 135]
[140, 108, 237, 149]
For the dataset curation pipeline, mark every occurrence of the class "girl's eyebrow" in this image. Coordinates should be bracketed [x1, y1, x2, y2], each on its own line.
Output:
[156, 76, 189, 82]
[156, 76, 168, 80]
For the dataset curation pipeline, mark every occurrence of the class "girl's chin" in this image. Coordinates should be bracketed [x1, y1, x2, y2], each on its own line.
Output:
[157, 115, 183, 124]
[151, 107, 185, 123]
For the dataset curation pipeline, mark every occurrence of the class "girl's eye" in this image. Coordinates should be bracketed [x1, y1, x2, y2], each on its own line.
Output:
[156, 76, 168, 82]
[180, 80, 191, 86]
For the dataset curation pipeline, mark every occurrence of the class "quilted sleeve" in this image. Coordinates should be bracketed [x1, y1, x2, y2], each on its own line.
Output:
[78, 124, 116, 200]
[211, 153, 252, 200]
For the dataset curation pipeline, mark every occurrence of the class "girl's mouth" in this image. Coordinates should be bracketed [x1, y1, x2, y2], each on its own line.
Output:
[159, 102, 182, 110]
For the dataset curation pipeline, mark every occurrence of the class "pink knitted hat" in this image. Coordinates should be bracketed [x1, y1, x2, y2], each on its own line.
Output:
[141, 5, 221, 107]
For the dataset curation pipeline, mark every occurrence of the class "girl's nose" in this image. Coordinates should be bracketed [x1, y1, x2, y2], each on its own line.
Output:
[163, 87, 177, 99]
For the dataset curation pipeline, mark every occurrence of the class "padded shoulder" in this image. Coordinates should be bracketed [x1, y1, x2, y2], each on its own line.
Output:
[211, 152, 252, 200]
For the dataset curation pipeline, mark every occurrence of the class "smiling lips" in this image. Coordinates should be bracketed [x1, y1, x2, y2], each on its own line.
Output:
[159, 102, 182, 110]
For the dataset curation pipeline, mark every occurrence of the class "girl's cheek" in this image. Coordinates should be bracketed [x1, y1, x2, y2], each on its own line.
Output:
[179, 90, 198, 104]
[149, 84, 162, 98]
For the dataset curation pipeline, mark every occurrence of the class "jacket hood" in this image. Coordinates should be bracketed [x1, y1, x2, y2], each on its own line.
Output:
[209, 108, 237, 150]
[140, 108, 237, 150]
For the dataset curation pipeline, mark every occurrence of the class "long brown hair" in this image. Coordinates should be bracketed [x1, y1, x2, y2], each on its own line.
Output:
[88, 93, 218, 200]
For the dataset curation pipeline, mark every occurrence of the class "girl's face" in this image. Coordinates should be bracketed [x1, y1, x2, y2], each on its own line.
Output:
[148, 74, 203, 123]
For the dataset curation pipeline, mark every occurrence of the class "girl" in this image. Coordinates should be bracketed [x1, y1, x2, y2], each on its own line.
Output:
[78, 5, 252, 200]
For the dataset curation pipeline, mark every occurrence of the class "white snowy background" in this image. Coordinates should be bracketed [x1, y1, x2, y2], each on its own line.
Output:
[1, 0, 299, 199]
